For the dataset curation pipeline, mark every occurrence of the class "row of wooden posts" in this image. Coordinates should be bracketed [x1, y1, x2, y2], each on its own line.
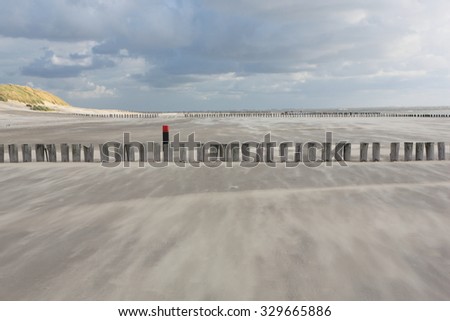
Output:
[0, 142, 446, 163]
[71, 112, 450, 118]
[183, 112, 450, 118]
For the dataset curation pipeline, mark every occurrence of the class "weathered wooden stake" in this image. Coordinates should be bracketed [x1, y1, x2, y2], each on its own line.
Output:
[46, 144, 57, 162]
[22, 144, 32, 162]
[72, 144, 81, 162]
[416, 142, 424, 161]
[83, 144, 94, 162]
[404, 142, 413, 161]
[99, 144, 108, 163]
[231, 143, 240, 162]
[306, 142, 316, 162]
[344, 143, 351, 161]
[242, 143, 250, 162]
[8, 144, 18, 163]
[425, 142, 434, 160]
[0, 144, 4, 163]
[61, 143, 70, 162]
[360, 142, 368, 162]
[294, 143, 302, 162]
[372, 142, 380, 161]
[390, 142, 400, 161]
[323, 142, 332, 162]
[438, 142, 445, 160]
[36, 144, 45, 162]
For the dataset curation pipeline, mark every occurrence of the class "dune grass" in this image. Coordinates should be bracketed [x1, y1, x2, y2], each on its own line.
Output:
[0, 84, 69, 106]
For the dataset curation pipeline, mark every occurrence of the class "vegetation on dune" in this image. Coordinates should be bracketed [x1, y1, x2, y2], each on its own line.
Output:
[29, 105, 55, 111]
[0, 84, 69, 106]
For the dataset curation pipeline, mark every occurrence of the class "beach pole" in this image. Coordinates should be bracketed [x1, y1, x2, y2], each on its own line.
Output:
[0, 144, 4, 163]
[8, 144, 18, 163]
[294, 143, 302, 162]
[162, 125, 170, 162]
[416, 142, 424, 160]
[61, 143, 70, 162]
[425, 142, 434, 160]
[372, 142, 380, 161]
[306, 142, 316, 162]
[72, 144, 81, 162]
[242, 143, 250, 162]
[83, 144, 94, 162]
[47, 144, 57, 162]
[344, 143, 351, 161]
[22, 144, 32, 162]
[36, 144, 46, 162]
[323, 142, 332, 162]
[360, 143, 368, 162]
[404, 142, 413, 161]
[390, 142, 400, 161]
[438, 142, 445, 160]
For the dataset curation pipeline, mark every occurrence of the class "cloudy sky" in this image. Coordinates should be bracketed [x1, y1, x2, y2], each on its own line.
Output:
[1, 0, 450, 111]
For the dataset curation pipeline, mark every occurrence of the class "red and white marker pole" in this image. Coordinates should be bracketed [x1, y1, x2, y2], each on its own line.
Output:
[162, 125, 169, 162]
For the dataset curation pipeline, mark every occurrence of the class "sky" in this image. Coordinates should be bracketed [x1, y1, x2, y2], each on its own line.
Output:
[1, 0, 450, 111]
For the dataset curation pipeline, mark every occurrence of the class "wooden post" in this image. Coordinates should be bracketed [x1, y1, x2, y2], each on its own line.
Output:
[124, 144, 135, 162]
[323, 142, 332, 162]
[231, 143, 240, 162]
[404, 142, 413, 161]
[99, 144, 108, 163]
[46, 144, 57, 162]
[61, 143, 70, 162]
[280, 143, 289, 162]
[390, 142, 400, 161]
[72, 144, 81, 162]
[36, 144, 46, 162]
[438, 142, 445, 160]
[416, 142, 424, 161]
[83, 144, 94, 162]
[179, 144, 187, 163]
[242, 143, 250, 162]
[344, 143, 351, 161]
[294, 143, 302, 162]
[335, 142, 345, 161]
[22, 144, 32, 162]
[425, 142, 434, 160]
[220, 144, 227, 162]
[360, 143, 368, 162]
[306, 142, 316, 162]
[0, 144, 4, 163]
[196, 144, 202, 163]
[255, 143, 263, 162]
[372, 142, 380, 161]
[8, 144, 18, 163]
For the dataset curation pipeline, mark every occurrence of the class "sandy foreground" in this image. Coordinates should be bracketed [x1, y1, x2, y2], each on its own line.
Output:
[0, 103, 450, 300]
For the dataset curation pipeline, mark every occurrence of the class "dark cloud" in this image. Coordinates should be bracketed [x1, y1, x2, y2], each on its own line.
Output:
[22, 49, 115, 78]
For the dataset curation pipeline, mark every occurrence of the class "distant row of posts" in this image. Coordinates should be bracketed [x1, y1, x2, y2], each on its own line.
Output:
[69, 112, 450, 118]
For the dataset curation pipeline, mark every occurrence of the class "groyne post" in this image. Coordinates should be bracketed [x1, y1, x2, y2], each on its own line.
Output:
[46, 144, 57, 162]
[84, 144, 94, 162]
[72, 144, 81, 162]
[372, 142, 380, 161]
[360, 143, 368, 162]
[390, 142, 400, 161]
[22, 144, 32, 162]
[344, 143, 351, 161]
[36, 144, 46, 162]
[61, 143, 70, 162]
[8, 144, 18, 163]
[416, 143, 424, 161]
[404, 142, 413, 161]
[438, 142, 445, 160]
[425, 142, 434, 160]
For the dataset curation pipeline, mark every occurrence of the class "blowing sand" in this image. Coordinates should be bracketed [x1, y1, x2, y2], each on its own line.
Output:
[0, 104, 449, 300]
